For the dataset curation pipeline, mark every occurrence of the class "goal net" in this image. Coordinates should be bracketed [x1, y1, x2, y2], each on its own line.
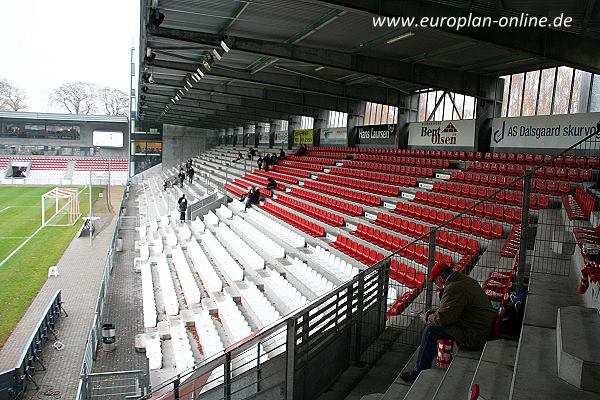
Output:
[42, 188, 82, 226]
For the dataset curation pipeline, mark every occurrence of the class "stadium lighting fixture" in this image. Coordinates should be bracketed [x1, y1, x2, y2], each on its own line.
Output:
[314, 66, 325, 71]
[191, 74, 199, 82]
[386, 31, 415, 44]
[175, 95, 180, 101]
[178, 89, 184, 96]
[186, 81, 193, 89]
[196, 68, 204, 77]
[184, 86, 189, 92]
[211, 49, 222, 61]
[201, 58, 212, 71]
[220, 40, 230, 53]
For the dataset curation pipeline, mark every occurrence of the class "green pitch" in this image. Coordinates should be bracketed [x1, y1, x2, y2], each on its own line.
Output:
[0, 186, 100, 347]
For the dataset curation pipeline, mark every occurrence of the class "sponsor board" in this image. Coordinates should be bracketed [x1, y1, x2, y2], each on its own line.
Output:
[364, 212, 377, 220]
[356, 124, 398, 145]
[274, 130, 288, 144]
[401, 192, 416, 200]
[293, 129, 313, 145]
[326, 233, 337, 241]
[324, 169, 331, 173]
[436, 173, 451, 179]
[258, 132, 270, 145]
[491, 113, 600, 149]
[321, 127, 348, 145]
[419, 183, 434, 190]
[336, 162, 344, 166]
[408, 119, 475, 147]
[383, 202, 396, 209]
[346, 222, 358, 231]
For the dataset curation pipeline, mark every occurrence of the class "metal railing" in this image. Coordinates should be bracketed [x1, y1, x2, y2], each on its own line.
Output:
[76, 183, 149, 400]
[0, 291, 65, 400]
[188, 191, 223, 221]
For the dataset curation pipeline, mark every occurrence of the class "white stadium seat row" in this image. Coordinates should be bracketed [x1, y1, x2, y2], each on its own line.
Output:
[308, 246, 359, 282]
[215, 223, 265, 270]
[169, 320, 196, 377]
[171, 246, 201, 304]
[156, 254, 179, 316]
[217, 293, 252, 342]
[204, 210, 220, 226]
[215, 204, 233, 220]
[261, 268, 308, 310]
[229, 215, 285, 259]
[193, 309, 225, 358]
[200, 230, 244, 281]
[187, 239, 223, 293]
[238, 280, 281, 327]
[141, 264, 157, 328]
[244, 208, 306, 248]
[285, 256, 335, 296]
[146, 333, 163, 370]
[191, 217, 206, 234]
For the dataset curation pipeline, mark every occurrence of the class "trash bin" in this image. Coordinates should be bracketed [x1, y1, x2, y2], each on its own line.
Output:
[116, 238, 123, 252]
[102, 323, 116, 352]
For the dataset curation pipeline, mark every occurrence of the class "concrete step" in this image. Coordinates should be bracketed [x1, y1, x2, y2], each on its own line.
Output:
[556, 306, 600, 393]
[430, 350, 481, 400]
[359, 394, 383, 400]
[402, 369, 445, 400]
[509, 325, 599, 400]
[470, 339, 518, 400]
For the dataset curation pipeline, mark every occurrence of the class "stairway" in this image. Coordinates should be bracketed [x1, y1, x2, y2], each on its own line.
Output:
[65, 160, 75, 179]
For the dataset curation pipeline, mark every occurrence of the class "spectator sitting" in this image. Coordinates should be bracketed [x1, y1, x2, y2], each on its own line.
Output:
[266, 177, 277, 190]
[240, 186, 260, 211]
[279, 149, 286, 160]
[248, 147, 256, 160]
[163, 180, 168, 191]
[257, 156, 263, 171]
[235, 151, 244, 162]
[270, 152, 278, 165]
[400, 262, 497, 383]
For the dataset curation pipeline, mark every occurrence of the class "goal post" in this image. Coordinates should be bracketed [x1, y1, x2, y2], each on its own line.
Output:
[42, 188, 82, 226]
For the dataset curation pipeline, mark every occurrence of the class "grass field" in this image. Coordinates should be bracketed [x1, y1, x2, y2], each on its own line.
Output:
[0, 186, 101, 347]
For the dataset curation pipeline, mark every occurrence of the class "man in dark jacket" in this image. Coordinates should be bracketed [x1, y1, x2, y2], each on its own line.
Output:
[266, 177, 277, 190]
[400, 263, 497, 383]
[177, 194, 188, 223]
[178, 169, 185, 188]
[187, 166, 195, 184]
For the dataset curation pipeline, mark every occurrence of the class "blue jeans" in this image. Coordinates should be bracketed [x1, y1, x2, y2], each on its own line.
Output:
[415, 325, 455, 372]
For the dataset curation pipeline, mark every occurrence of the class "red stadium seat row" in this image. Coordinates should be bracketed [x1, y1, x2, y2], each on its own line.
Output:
[242, 173, 285, 191]
[469, 152, 600, 168]
[562, 186, 597, 220]
[285, 155, 339, 165]
[305, 151, 349, 159]
[500, 225, 521, 258]
[389, 261, 426, 289]
[414, 191, 523, 224]
[231, 179, 273, 198]
[261, 202, 325, 237]
[353, 154, 450, 168]
[450, 171, 572, 196]
[432, 181, 550, 210]
[307, 146, 467, 160]
[573, 225, 600, 247]
[373, 212, 479, 255]
[225, 183, 245, 198]
[273, 195, 344, 227]
[342, 160, 434, 178]
[279, 160, 324, 172]
[386, 286, 423, 319]
[328, 167, 417, 187]
[330, 234, 385, 266]
[316, 173, 399, 197]
[270, 165, 312, 178]
[454, 253, 480, 275]
[352, 223, 452, 267]
[289, 187, 363, 216]
[302, 180, 381, 206]
[392, 202, 504, 240]
[467, 162, 593, 182]
[252, 169, 298, 184]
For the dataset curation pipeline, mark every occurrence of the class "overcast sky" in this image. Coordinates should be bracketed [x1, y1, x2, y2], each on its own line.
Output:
[0, 0, 139, 113]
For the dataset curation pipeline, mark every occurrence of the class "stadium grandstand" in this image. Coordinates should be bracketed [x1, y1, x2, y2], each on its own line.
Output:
[1, 1, 600, 400]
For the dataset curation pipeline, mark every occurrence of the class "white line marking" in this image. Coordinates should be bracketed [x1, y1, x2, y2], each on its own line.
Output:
[0, 237, 30, 239]
[0, 207, 9, 213]
[0, 225, 44, 267]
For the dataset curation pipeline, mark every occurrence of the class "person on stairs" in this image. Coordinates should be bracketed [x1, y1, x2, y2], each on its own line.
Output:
[177, 194, 188, 223]
[400, 262, 497, 383]
[266, 177, 277, 191]
[178, 169, 185, 188]
[187, 166, 195, 184]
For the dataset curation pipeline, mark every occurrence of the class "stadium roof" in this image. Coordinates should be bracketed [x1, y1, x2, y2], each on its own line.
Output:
[0, 111, 128, 124]
[138, 0, 600, 129]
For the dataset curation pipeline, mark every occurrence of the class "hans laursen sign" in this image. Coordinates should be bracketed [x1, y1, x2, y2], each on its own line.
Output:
[408, 120, 475, 147]
[492, 113, 600, 149]
[356, 124, 397, 145]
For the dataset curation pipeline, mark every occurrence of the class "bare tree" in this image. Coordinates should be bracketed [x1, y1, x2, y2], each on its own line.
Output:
[48, 81, 98, 114]
[0, 78, 27, 111]
[98, 87, 128, 116]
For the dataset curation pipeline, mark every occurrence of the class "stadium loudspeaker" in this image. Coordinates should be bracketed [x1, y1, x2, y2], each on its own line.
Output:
[149, 9, 165, 29]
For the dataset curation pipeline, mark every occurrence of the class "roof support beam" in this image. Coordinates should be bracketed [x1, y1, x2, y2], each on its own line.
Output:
[301, 0, 600, 74]
[151, 27, 500, 99]
[151, 59, 402, 104]
[144, 97, 282, 121]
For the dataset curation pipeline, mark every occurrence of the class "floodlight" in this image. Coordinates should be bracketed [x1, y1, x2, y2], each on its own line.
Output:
[211, 49, 222, 61]
[386, 31, 415, 44]
[220, 40, 230, 53]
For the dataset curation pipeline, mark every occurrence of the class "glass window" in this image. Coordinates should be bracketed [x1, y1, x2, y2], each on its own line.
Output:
[522, 70, 540, 116]
[537, 68, 556, 115]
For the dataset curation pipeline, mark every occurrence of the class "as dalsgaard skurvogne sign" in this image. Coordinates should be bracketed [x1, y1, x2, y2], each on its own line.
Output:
[356, 124, 397, 145]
